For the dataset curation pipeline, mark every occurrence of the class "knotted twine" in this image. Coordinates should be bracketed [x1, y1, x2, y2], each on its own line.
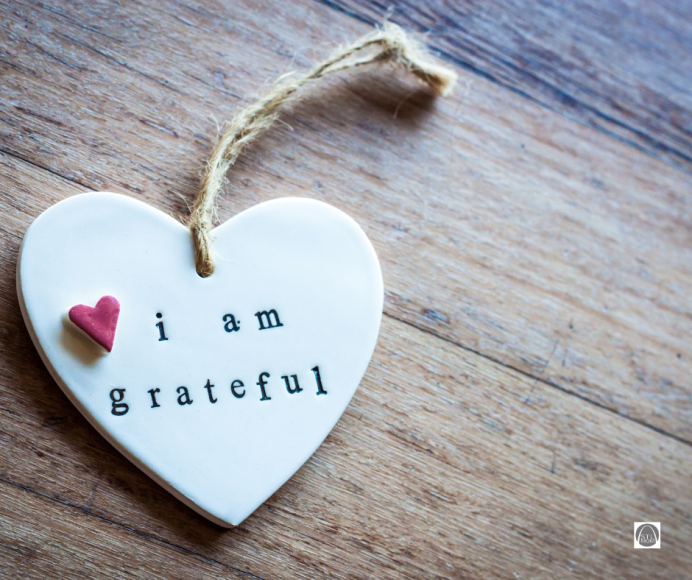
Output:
[190, 23, 457, 277]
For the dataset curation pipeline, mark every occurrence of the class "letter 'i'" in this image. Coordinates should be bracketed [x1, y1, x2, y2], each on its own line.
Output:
[156, 312, 168, 341]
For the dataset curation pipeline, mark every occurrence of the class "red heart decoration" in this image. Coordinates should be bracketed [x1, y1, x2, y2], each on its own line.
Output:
[68, 295, 120, 352]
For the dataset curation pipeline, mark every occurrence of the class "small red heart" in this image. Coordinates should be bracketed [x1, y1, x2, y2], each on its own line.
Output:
[68, 296, 120, 352]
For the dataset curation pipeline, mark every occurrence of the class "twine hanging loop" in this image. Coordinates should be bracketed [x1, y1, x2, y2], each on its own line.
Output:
[190, 23, 457, 277]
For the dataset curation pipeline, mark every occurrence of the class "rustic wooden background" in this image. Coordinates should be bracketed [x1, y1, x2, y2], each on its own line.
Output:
[1, 0, 691, 578]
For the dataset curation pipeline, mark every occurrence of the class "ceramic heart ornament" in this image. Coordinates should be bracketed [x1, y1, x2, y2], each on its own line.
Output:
[17, 192, 383, 526]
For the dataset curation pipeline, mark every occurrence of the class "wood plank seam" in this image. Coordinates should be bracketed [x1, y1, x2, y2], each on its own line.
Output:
[2, 143, 689, 450]
[315, 0, 692, 175]
[0, 147, 89, 191]
[425, 45, 692, 169]
[0, 476, 266, 580]
[389, 314, 692, 447]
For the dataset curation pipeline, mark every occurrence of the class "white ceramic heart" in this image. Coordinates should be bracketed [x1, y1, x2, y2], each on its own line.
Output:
[17, 192, 383, 526]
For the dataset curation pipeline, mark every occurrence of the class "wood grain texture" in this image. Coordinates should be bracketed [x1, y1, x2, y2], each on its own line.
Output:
[0, 0, 691, 578]
[322, 0, 692, 172]
[2, 0, 691, 440]
[0, 482, 249, 579]
[2, 161, 691, 576]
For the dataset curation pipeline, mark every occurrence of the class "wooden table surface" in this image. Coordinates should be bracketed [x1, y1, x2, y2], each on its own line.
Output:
[1, 1, 691, 578]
